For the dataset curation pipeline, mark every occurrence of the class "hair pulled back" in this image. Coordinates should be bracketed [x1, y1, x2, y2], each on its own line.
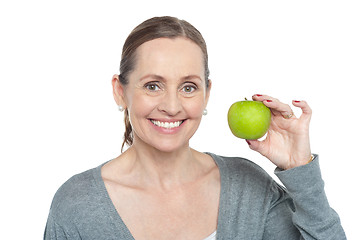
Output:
[119, 16, 210, 152]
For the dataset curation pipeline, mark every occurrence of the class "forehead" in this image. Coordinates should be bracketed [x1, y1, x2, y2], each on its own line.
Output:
[133, 37, 205, 78]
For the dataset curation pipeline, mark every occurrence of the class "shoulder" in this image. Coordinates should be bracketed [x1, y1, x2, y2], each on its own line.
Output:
[206, 152, 278, 194]
[208, 153, 272, 181]
[48, 165, 103, 223]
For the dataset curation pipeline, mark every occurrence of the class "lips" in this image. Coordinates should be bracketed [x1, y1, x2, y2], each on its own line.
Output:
[150, 119, 185, 129]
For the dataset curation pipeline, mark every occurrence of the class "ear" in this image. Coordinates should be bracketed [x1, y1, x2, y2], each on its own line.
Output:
[112, 74, 127, 109]
[205, 79, 212, 106]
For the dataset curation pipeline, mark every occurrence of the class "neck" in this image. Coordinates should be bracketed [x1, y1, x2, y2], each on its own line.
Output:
[123, 139, 203, 191]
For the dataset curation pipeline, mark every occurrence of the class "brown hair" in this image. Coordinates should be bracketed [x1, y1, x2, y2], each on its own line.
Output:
[118, 16, 210, 152]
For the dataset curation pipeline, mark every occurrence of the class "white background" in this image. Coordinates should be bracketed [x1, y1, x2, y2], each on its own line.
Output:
[1, 0, 360, 239]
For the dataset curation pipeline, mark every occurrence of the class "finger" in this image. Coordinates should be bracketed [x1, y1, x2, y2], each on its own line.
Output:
[292, 100, 312, 121]
[246, 139, 267, 156]
[252, 94, 281, 116]
[252, 94, 278, 102]
[253, 94, 296, 119]
[261, 98, 295, 119]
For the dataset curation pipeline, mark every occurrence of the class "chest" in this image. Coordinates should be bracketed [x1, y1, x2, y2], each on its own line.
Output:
[104, 181, 220, 240]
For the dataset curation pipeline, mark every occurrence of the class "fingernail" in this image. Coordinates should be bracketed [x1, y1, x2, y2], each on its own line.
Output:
[293, 100, 301, 103]
[266, 100, 272, 102]
[246, 140, 251, 145]
[256, 94, 263, 97]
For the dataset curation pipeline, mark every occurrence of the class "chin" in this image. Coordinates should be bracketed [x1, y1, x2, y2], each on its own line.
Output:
[150, 140, 189, 153]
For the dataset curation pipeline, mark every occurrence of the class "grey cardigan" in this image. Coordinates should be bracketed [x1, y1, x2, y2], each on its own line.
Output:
[44, 153, 346, 239]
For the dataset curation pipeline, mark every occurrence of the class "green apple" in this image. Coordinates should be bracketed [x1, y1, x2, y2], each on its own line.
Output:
[227, 100, 271, 140]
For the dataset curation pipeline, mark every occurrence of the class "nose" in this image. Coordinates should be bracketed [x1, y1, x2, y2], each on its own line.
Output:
[158, 90, 182, 116]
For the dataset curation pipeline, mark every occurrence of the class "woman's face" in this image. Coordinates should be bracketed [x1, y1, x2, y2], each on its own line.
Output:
[118, 37, 211, 153]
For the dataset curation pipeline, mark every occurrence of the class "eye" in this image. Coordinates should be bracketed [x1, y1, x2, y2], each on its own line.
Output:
[144, 82, 161, 91]
[182, 84, 197, 93]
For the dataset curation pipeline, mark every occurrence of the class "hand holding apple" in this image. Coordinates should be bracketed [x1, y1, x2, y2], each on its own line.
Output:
[235, 94, 313, 170]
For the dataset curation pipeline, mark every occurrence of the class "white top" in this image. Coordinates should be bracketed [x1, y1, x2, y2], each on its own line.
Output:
[203, 230, 216, 240]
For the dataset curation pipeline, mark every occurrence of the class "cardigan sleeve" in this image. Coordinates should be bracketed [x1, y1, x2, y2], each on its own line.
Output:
[44, 213, 75, 240]
[263, 155, 347, 240]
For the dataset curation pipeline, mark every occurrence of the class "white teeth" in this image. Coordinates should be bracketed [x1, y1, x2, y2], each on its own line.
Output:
[151, 120, 183, 129]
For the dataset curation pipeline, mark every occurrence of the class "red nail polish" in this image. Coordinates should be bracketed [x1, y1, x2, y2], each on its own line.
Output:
[246, 140, 251, 145]
[266, 100, 272, 102]
[256, 94, 263, 97]
[294, 100, 301, 103]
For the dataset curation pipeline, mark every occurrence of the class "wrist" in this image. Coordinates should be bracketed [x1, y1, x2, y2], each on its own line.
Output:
[284, 154, 314, 170]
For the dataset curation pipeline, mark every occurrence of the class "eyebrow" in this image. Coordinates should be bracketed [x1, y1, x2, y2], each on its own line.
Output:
[183, 75, 203, 82]
[139, 74, 164, 82]
[139, 74, 202, 82]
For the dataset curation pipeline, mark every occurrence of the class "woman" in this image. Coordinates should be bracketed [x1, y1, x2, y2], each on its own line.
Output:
[44, 16, 346, 239]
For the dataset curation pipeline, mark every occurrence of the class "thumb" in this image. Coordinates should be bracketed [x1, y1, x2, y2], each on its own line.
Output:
[245, 139, 266, 155]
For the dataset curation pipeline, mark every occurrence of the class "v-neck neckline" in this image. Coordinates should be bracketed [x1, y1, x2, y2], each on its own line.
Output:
[93, 152, 228, 240]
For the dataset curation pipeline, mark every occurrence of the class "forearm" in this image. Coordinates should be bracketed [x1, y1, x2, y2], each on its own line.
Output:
[274, 155, 346, 239]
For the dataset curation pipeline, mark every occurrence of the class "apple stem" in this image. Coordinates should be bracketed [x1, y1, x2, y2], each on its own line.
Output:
[245, 97, 248, 101]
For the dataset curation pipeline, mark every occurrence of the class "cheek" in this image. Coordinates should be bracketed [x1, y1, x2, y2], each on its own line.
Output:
[127, 96, 156, 135]
[183, 98, 205, 118]
[129, 95, 156, 117]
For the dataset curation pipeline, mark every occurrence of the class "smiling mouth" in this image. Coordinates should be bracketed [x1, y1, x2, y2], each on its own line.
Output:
[150, 119, 185, 129]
